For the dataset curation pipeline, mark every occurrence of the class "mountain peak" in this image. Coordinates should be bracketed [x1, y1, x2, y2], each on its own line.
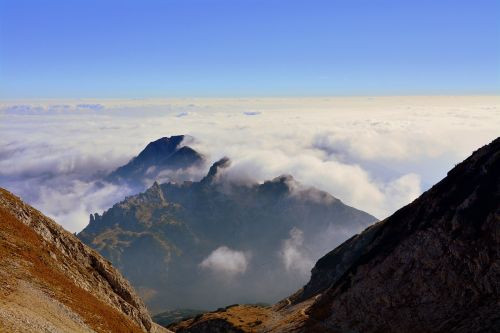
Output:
[107, 135, 204, 188]
[260, 174, 297, 196]
[137, 135, 186, 160]
[79, 155, 376, 311]
[201, 157, 231, 184]
[271, 174, 296, 186]
[144, 181, 166, 203]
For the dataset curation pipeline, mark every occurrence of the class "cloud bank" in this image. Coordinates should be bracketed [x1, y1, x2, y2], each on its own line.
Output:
[200, 246, 249, 276]
[0, 96, 498, 233]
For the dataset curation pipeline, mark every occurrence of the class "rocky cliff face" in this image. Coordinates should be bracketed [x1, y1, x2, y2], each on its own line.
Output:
[169, 137, 500, 333]
[0, 188, 170, 333]
[296, 136, 500, 333]
[79, 158, 376, 311]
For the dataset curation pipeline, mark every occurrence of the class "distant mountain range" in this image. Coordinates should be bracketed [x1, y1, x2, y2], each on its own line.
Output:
[107, 135, 205, 190]
[170, 138, 500, 332]
[78, 140, 377, 312]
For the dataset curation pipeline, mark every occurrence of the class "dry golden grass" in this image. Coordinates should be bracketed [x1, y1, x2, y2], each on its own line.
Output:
[169, 305, 271, 332]
[168, 298, 334, 332]
[0, 189, 145, 333]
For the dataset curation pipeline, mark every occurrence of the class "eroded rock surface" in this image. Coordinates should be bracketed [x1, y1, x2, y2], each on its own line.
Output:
[298, 137, 500, 333]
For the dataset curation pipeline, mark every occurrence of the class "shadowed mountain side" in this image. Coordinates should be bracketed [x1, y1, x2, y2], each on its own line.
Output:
[169, 137, 500, 333]
[107, 135, 205, 190]
[0, 188, 170, 333]
[79, 158, 376, 312]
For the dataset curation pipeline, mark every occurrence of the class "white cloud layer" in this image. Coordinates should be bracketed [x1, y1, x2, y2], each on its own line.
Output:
[200, 246, 249, 276]
[0, 96, 498, 232]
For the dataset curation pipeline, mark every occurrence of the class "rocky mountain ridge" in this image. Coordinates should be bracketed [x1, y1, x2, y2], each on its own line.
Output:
[0, 188, 170, 333]
[79, 157, 377, 311]
[169, 137, 500, 332]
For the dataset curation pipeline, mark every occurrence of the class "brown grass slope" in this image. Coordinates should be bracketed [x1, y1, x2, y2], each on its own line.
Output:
[0, 188, 170, 333]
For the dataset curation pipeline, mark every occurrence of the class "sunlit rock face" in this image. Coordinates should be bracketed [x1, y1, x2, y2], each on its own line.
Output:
[0, 188, 171, 333]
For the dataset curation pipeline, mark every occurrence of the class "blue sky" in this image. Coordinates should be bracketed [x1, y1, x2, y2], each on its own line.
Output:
[0, 0, 499, 98]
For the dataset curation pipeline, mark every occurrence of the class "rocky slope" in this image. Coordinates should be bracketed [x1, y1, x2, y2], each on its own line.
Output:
[0, 188, 170, 333]
[79, 157, 376, 311]
[107, 135, 204, 190]
[170, 137, 500, 333]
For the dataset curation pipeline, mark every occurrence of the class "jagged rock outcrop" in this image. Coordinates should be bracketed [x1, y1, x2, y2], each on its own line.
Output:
[200, 156, 230, 184]
[0, 188, 170, 333]
[79, 158, 376, 311]
[170, 137, 500, 333]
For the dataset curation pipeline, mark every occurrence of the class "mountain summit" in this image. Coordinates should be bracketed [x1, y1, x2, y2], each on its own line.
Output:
[107, 135, 204, 189]
[79, 159, 376, 312]
[201, 156, 230, 182]
[171, 138, 500, 332]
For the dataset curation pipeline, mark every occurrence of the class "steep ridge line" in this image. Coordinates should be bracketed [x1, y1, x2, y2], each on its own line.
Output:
[0, 188, 171, 333]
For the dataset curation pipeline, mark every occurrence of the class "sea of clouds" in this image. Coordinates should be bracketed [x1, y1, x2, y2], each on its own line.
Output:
[1, 96, 498, 236]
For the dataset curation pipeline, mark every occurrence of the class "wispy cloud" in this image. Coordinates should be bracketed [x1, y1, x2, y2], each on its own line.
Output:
[200, 246, 249, 277]
[280, 228, 313, 275]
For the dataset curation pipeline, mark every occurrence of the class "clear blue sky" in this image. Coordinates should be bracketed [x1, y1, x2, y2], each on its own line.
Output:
[0, 0, 499, 98]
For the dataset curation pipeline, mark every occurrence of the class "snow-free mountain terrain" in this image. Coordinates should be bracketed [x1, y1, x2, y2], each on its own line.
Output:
[107, 135, 204, 191]
[2, 136, 499, 332]
[170, 137, 500, 333]
[0, 188, 170, 333]
[79, 154, 376, 311]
